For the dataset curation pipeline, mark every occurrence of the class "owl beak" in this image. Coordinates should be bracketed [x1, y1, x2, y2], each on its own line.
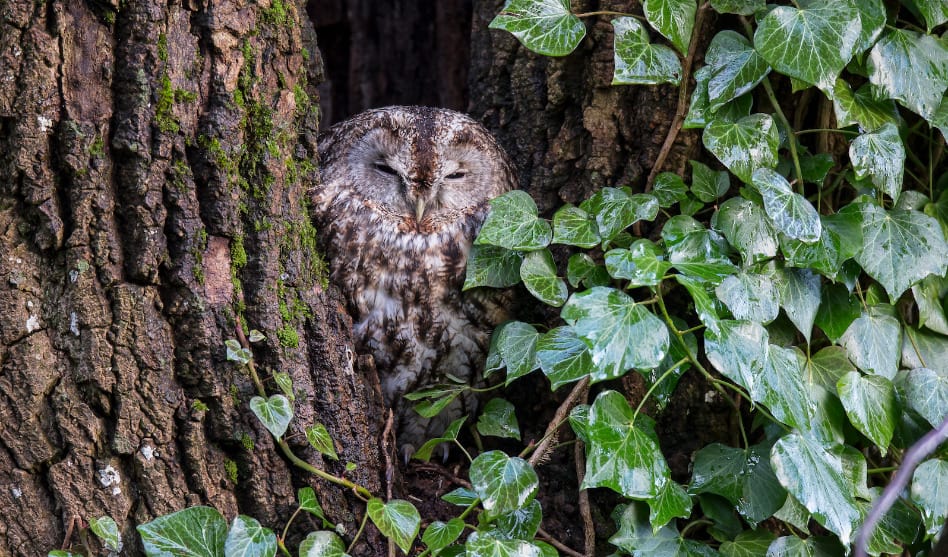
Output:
[415, 198, 427, 222]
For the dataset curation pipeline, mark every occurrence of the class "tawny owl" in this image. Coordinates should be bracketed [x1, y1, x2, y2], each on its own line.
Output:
[311, 106, 517, 454]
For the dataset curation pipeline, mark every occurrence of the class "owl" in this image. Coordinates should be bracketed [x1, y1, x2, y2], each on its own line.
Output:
[311, 106, 518, 455]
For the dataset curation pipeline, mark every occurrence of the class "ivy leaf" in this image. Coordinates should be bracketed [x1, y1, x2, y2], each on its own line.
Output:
[771, 433, 863, 546]
[566, 253, 610, 288]
[604, 241, 672, 287]
[799, 153, 835, 184]
[663, 215, 737, 284]
[853, 0, 886, 53]
[703, 114, 779, 184]
[305, 423, 338, 461]
[552, 204, 600, 248]
[442, 487, 478, 506]
[536, 326, 596, 390]
[643, 0, 696, 55]
[906, 0, 948, 32]
[224, 515, 277, 557]
[831, 80, 901, 131]
[464, 245, 524, 290]
[610, 503, 719, 555]
[486, 320, 540, 383]
[704, 30, 770, 112]
[648, 481, 693, 530]
[914, 275, 948, 335]
[89, 516, 121, 552]
[492, 500, 543, 540]
[298, 487, 328, 523]
[774, 267, 821, 343]
[766, 536, 845, 556]
[752, 168, 822, 243]
[753, 1, 861, 90]
[911, 459, 948, 536]
[477, 398, 521, 440]
[780, 225, 845, 279]
[249, 395, 293, 439]
[814, 283, 860, 343]
[138, 506, 227, 557]
[840, 305, 901, 380]
[413, 417, 466, 462]
[469, 451, 539, 513]
[612, 17, 682, 86]
[867, 28, 948, 121]
[520, 249, 568, 307]
[690, 442, 786, 526]
[652, 172, 688, 207]
[709, 0, 763, 15]
[676, 275, 721, 331]
[719, 530, 776, 556]
[899, 367, 948, 429]
[421, 519, 464, 553]
[583, 391, 671, 498]
[807, 346, 857, 392]
[715, 271, 779, 323]
[476, 191, 551, 251]
[465, 532, 543, 557]
[837, 372, 896, 454]
[488, 0, 586, 57]
[225, 339, 252, 365]
[850, 123, 905, 203]
[561, 287, 670, 376]
[711, 197, 778, 264]
[853, 203, 948, 300]
[273, 372, 294, 401]
[857, 487, 922, 556]
[298, 531, 349, 557]
[690, 160, 730, 202]
[366, 498, 421, 555]
[580, 188, 659, 244]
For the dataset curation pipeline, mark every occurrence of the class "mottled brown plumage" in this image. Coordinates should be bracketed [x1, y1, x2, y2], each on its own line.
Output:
[311, 107, 517, 452]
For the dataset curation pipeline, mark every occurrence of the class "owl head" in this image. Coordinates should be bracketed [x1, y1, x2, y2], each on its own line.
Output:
[315, 106, 517, 232]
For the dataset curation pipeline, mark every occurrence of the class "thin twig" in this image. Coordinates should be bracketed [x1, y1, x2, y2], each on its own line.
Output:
[855, 413, 948, 557]
[382, 409, 395, 500]
[575, 389, 594, 557]
[645, 2, 711, 192]
[528, 377, 591, 467]
[537, 527, 586, 557]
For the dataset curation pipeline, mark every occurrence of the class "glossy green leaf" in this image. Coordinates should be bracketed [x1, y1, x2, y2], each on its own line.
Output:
[580, 188, 659, 243]
[799, 153, 834, 184]
[712, 197, 778, 264]
[272, 372, 294, 402]
[704, 319, 769, 395]
[719, 530, 775, 557]
[535, 326, 596, 389]
[612, 17, 682, 85]
[857, 487, 922, 556]
[906, 0, 948, 31]
[762, 345, 817, 430]
[854, 203, 948, 300]
[837, 372, 897, 453]
[470, 451, 538, 513]
[914, 275, 948, 335]
[442, 487, 478, 507]
[422, 518, 464, 553]
[90, 516, 121, 552]
[366, 498, 421, 555]
[771, 433, 862, 545]
[643, 0, 696, 54]
[298, 487, 328, 523]
[226, 339, 252, 365]
[867, 28, 948, 121]
[652, 172, 689, 207]
[703, 114, 779, 184]
[775, 267, 821, 342]
[814, 283, 860, 343]
[780, 225, 845, 279]
[249, 395, 293, 439]
[298, 531, 349, 557]
[465, 531, 543, 557]
[899, 367, 948, 428]
[841, 305, 901, 379]
[610, 503, 719, 555]
[492, 499, 542, 540]
[662, 215, 734, 277]
[583, 391, 670, 498]
[709, 0, 763, 15]
[806, 346, 857, 391]
[413, 417, 466, 462]
[704, 31, 770, 111]
[562, 287, 670, 376]
[691, 442, 786, 526]
[306, 423, 338, 461]
[690, 160, 731, 203]
[605, 242, 672, 287]
[477, 398, 521, 440]
[850, 123, 905, 203]
[464, 245, 524, 290]
[224, 515, 276, 557]
[753, 1, 861, 90]
[649, 480, 693, 530]
[519, 249, 567, 307]
[488, 0, 586, 57]
[765, 535, 844, 556]
[752, 168, 822, 243]
[715, 271, 780, 323]
[911, 459, 948, 536]
[551, 204, 600, 248]
[476, 191, 552, 251]
[138, 506, 227, 557]
[486, 320, 539, 383]
[676, 275, 721, 331]
[832, 80, 901, 131]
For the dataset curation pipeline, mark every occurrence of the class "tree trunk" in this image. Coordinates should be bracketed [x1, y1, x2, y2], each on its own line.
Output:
[0, 0, 387, 554]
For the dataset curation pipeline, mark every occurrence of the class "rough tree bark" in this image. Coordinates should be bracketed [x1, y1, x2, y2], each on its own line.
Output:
[0, 0, 387, 554]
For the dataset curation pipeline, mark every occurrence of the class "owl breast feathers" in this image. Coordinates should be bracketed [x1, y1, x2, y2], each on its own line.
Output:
[311, 106, 518, 451]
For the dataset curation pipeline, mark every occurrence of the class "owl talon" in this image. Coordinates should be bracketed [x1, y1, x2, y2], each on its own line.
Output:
[440, 444, 450, 464]
[401, 444, 416, 466]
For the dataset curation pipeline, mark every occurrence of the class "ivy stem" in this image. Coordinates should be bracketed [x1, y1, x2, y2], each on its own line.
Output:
[632, 358, 690, 422]
[346, 508, 371, 554]
[680, 518, 713, 537]
[277, 539, 292, 557]
[281, 506, 304, 545]
[868, 466, 898, 475]
[794, 128, 859, 136]
[454, 439, 474, 464]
